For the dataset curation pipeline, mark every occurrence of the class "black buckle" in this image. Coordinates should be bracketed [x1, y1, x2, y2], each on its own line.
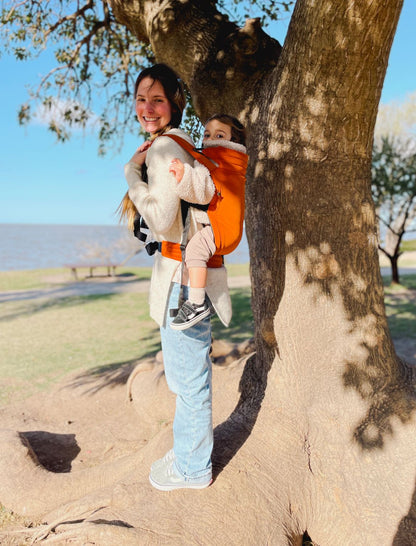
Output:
[145, 241, 160, 256]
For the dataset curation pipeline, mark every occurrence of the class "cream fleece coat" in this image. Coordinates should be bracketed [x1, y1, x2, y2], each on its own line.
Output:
[124, 128, 232, 328]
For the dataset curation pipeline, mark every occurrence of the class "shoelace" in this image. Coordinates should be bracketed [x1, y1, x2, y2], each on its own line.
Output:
[165, 459, 181, 480]
[163, 449, 175, 464]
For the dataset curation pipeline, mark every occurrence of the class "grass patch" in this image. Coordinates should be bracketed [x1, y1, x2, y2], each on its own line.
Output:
[384, 274, 416, 339]
[111, 266, 152, 279]
[385, 298, 416, 339]
[0, 266, 152, 291]
[0, 268, 70, 291]
[401, 239, 416, 252]
[0, 265, 242, 292]
[0, 291, 159, 405]
[0, 285, 253, 406]
[224, 262, 250, 277]
[383, 274, 416, 291]
[1, 267, 414, 406]
[212, 287, 253, 344]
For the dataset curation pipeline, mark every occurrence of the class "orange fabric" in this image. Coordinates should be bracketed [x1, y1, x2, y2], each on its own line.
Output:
[163, 134, 248, 256]
[161, 241, 223, 268]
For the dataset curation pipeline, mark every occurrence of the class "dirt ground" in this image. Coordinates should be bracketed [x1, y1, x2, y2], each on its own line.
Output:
[0, 338, 255, 543]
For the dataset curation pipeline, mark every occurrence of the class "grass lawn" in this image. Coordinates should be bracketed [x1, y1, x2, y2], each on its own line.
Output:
[0, 266, 153, 291]
[0, 267, 414, 406]
[401, 240, 416, 252]
[0, 264, 248, 292]
[0, 291, 160, 404]
[383, 274, 416, 339]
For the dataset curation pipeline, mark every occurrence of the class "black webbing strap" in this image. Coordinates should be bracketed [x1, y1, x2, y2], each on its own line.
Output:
[169, 203, 191, 317]
[133, 163, 150, 243]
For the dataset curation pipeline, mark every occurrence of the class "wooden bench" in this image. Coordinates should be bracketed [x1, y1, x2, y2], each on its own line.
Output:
[65, 264, 118, 280]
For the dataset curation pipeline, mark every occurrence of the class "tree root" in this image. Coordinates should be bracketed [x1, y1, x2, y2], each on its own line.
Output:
[0, 429, 145, 518]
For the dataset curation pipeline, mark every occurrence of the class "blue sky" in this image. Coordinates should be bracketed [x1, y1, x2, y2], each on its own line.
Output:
[1, 1, 415, 226]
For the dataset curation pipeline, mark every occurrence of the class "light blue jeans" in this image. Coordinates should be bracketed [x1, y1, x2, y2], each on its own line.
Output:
[160, 282, 213, 483]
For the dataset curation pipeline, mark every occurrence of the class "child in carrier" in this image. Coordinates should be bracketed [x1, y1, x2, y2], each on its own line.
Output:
[168, 114, 247, 330]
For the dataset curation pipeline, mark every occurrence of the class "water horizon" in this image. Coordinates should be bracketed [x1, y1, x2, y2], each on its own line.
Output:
[0, 223, 250, 272]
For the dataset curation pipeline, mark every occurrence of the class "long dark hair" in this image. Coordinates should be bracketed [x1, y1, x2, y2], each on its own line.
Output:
[118, 64, 186, 230]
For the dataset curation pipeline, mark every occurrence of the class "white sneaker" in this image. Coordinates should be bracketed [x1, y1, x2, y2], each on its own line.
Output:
[149, 458, 212, 491]
[150, 448, 175, 473]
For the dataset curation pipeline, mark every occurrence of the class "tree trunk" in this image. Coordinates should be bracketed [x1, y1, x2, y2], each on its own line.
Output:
[2, 1, 416, 544]
[391, 255, 401, 284]
[110, 2, 416, 543]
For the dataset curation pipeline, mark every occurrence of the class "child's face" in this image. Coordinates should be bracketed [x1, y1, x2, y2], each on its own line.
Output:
[203, 120, 232, 143]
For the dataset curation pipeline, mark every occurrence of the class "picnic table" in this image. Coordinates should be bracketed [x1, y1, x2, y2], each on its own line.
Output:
[65, 263, 118, 280]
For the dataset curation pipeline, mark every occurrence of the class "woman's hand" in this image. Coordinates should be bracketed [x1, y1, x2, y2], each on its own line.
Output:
[130, 140, 152, 166]
[169, 158, 185, 183]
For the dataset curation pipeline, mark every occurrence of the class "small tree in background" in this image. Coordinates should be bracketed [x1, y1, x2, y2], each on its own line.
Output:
[372, 135, 416, 284]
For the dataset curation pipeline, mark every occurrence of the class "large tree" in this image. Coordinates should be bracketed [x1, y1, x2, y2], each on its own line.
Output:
[1, 1, 416, 544]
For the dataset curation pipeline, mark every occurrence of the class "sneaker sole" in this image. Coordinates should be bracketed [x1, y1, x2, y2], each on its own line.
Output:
[149, 474, 212, 491]
[170, 308, 211, 331]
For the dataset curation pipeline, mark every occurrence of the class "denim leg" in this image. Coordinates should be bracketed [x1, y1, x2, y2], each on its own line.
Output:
[160, 283, 213, 482]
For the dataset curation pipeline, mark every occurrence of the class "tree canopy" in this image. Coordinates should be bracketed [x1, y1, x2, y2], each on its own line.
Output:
[0, 0, 294, 153]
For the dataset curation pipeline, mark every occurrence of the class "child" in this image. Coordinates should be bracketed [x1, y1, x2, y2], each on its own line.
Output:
[168, 114, 247, 330]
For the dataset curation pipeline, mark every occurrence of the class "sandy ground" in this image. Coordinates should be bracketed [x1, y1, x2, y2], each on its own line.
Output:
[0, 336, 255, 541]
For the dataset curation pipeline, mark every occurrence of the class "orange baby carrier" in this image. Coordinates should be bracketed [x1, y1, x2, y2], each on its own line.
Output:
[163, 134, 248, 258]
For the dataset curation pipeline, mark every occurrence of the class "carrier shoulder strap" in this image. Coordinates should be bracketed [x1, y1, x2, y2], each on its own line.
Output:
[162, 133, 217, 172]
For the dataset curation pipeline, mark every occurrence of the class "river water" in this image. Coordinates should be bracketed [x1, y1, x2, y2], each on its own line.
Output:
[0, 223, 250, 271]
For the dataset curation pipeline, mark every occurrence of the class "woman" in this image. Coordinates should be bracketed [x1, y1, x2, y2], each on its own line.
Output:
[121, 64, 232, 490]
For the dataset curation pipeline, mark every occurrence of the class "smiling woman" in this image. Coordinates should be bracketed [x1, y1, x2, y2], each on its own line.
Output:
[120, 63, 236, 492]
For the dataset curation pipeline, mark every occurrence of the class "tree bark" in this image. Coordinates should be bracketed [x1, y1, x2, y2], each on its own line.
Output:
[391, 255, 400, 284]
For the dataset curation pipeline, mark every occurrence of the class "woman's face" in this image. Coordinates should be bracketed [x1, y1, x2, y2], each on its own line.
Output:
[135, 77, 172, 134]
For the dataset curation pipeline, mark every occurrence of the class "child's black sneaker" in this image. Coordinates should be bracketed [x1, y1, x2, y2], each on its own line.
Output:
[170, 300, 211, 330]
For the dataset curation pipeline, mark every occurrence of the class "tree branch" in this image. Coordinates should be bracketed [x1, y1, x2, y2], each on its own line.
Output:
[3, 0, 30, 22]
[108, 0, 282, 120]
[44, 1, 94, 39]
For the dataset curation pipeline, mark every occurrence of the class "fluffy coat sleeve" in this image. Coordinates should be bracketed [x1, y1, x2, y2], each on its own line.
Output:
[175, 161, 215, 205]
